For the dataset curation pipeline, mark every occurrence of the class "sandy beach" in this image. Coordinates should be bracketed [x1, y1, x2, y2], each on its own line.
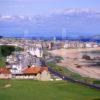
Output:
[49, 47, 100, 79]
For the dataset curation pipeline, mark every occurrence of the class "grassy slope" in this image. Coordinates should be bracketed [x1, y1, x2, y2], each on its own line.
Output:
[47, 62, 95, 83]
[0, 57, 6, 67]
[0, 80, 100, 100]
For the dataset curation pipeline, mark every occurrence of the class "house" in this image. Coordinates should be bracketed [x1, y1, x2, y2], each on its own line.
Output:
[85, 43, 92, 48]
[6, 51, 46, 76]
[27, 47, 43, 58]
[23, 67, 48, 75]
[10, 64, 22, 75]
[40, 70, 51, 81]
[0, 68, 12, 79]
[22, 66, 51, 81]
[12, 66, 49, 80]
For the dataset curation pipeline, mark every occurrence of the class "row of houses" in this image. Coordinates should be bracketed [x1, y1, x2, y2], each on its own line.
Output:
[64, 41, 99, 48]
[0, 42, 53, 80]
[0, 66, 52, 81]
[6, 51, 46, 73]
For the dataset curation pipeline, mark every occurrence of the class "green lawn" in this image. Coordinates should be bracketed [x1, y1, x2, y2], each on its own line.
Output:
[0, 80, 100, 100]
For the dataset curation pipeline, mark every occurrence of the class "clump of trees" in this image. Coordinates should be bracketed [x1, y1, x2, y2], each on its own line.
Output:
[0, 45, 23, 57]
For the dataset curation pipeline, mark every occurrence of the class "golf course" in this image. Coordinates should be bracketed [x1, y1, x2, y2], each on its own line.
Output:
[0, 80, 100, 100]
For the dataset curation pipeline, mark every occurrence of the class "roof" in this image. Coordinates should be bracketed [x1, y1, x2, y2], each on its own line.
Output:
[23, 67, 48, 74]
[0, 68, 11, 74]
[40, 67, 48, 72]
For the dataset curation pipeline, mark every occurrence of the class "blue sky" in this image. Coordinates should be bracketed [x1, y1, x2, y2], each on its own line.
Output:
[0, 0, 100, 37]
[0, 0, 100, 16]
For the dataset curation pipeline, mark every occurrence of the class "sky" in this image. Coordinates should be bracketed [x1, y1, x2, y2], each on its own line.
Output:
[0, 0, 100, 16]
[0, 0, 100, 37]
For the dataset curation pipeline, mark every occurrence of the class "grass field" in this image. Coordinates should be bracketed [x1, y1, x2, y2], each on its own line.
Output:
[0, 80, 100, 100]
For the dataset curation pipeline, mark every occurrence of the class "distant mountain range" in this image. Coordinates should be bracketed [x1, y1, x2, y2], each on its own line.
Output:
[0, 9, 100, 37]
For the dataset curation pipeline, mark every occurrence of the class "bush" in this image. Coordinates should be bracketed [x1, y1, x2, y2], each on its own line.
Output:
[82, 55, 91, 60]
[0, 45, 15, 57]
[93, 80, 100, 84]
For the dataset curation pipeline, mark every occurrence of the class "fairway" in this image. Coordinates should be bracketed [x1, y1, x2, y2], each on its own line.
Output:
[0, 80, 100, 100]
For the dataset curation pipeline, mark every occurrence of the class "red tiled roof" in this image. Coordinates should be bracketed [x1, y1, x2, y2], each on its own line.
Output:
[40, 67, 48, 72]
[0, 68, 11, 74]
[23, 67, 48, 74]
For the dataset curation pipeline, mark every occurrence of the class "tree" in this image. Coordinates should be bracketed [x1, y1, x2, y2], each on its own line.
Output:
[0, 45, 15, 57]
[0, 45, 23, 57]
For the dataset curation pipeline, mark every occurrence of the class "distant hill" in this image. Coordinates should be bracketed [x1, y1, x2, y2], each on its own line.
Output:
[92, 35, 100, 39]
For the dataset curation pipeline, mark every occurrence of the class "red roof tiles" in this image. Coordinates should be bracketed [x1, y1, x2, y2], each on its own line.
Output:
[23, 67, 48, 74]
[0, 68, 11, 74]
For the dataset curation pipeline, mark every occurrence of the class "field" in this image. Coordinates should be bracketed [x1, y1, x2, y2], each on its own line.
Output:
[0, 80, 100, 100]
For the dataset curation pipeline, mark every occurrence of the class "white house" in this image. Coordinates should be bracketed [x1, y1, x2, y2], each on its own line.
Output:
[64, 43, 69, 48]
[27, 47, 43, 58]
[10, 64, 22, 74]
[93, 44, 99, 48]
[85, 43, 92, 48]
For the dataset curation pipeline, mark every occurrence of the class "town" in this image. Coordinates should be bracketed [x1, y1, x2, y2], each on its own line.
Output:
[0, 37, 100, 81]
[0, 38, 64, 80]
[0, 0, 100, 99]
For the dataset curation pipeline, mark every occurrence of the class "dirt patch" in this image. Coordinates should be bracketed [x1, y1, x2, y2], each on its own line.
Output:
[4, 84, 12, 88]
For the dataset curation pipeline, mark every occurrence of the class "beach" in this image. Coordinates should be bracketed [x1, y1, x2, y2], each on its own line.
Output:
[49, 47, 100, 79]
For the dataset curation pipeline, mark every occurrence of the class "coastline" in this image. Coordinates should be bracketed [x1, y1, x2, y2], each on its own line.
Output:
[49, 47, 100, 79]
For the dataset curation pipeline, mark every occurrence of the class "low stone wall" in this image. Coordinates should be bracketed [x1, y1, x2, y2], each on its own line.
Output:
[0, 74, 12, 79]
